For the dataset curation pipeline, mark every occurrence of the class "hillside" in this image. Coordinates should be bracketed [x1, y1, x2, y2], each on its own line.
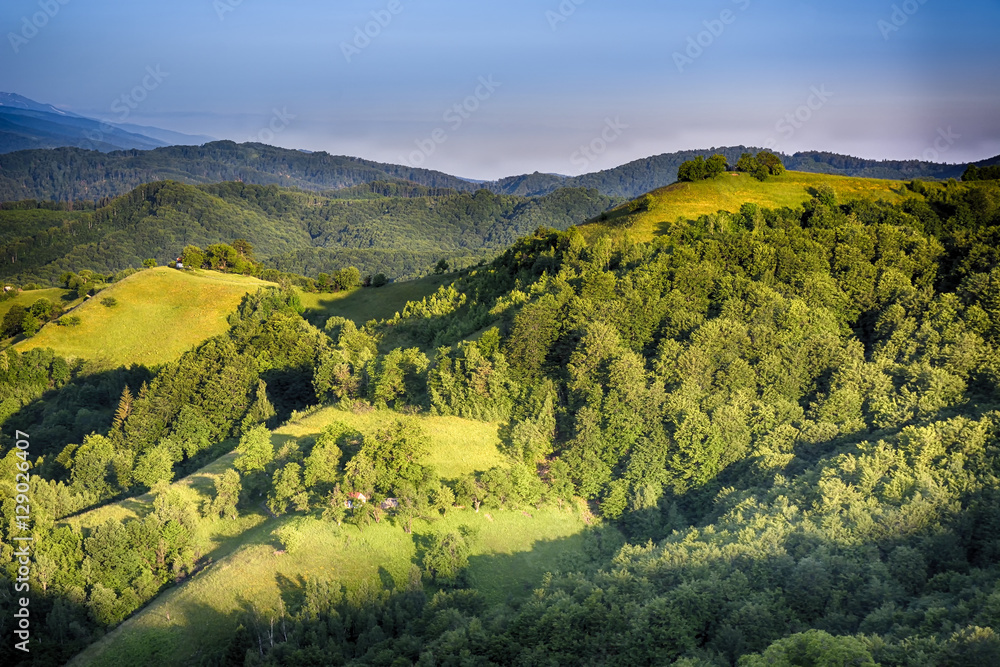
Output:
[63, 406, 592, 667]
[16, 267, 270, 366]
[5, 175, 1000, 666]
[0, 180, 619, 284]
[582, 170, 921, 242]
[0, 141, 483, 202]
[1, 140, 994, 203]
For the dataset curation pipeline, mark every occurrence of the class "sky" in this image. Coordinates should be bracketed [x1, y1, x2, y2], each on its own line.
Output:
[1, 0, 999, 180]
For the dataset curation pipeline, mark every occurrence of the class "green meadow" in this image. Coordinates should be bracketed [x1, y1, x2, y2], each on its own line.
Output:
[17, 267, 270, 366]
[66, 405, 592, 666]
[584, 170, 923, 242]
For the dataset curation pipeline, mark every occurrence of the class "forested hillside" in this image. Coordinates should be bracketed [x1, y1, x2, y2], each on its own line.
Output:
[0, 141, 481, 202]
[1, 140, 994, 203]
[4, 174, 1000, 665]
[0, 180, 619, 284]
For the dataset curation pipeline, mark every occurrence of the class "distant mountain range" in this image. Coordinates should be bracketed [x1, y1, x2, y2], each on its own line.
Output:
[2, 140, 998, 205]
[1, 92, 998, 203]
[0, 92, 213, 154]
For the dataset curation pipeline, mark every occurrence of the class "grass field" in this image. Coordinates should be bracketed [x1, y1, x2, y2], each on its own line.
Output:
[298, 273, 450, 327]
[282, 405, 504, 479]
[0, 286, 78, 330]
[16, 267, 270, 367]
[583, 170, 924, 242]
[67, 406, 588, 667]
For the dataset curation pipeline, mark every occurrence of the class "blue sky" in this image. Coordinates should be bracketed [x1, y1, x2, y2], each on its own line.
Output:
[1, 0, 998, 179]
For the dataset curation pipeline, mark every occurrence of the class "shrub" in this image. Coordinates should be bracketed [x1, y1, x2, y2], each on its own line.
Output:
[101, 297, 118, 307]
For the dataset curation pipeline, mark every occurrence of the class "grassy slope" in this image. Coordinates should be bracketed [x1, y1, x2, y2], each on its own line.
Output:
[0, 287, 77, 320]
[298, 273, 451, 327]
[68, 406, 588, 667]
[16, 267, 270, 366]
[583, 170, 921, 242]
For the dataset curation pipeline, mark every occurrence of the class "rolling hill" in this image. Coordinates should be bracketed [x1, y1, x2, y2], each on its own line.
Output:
[1, 139, 994, 204]
[0, 180, 620, 285]
[15, 267, 270, 366]
[62, 405, 592, 667]
[581, 169, 923, 242]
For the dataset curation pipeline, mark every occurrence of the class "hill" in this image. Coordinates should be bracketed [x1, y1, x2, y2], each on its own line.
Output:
[0, 92, 212, 154]
[582, 169, 920, 242]
[6, 175, 1000, 666]
[0, 141, 484, 202]
[1, 140, 995, 203]
[16, 267, 270, 366]
[0, 180, 619, 284]
[63, 406, 592, 667]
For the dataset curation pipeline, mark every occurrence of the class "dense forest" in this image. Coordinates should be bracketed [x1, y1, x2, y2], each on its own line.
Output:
[3, 171, 1000, 664]
[1, 140, 994, 203]
[0, 180, 620, 284]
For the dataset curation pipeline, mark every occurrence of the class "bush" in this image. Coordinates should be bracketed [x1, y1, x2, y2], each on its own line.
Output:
[101, 297, 118, 307]
[59, 315, 82, 327]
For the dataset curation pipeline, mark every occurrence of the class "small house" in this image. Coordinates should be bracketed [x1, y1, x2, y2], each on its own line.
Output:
[381, 498, 399, 511]
[175, 257, 184, 269]
[345, 491, 367, 509]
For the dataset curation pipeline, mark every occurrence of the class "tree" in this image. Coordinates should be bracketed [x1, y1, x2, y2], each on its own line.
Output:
[2, 304, 26, 337]
[206, 243, 239, 271]
[304, 423, 346, 492]
[181, 245, 206, 269]
[705, 153, 729, 178]
[143, 258, 158, 268]
[210, 469, 242, 520]
[434, 258, 450, 274]
[422, 531, 470, 587]
[132, 443, 175, 489]
[739, 630, 876, 667]
[234, 425, 274, 474]
[322, 484, 348, 525]
[269, 463, 305, 515]
[20, 312, 41, 336]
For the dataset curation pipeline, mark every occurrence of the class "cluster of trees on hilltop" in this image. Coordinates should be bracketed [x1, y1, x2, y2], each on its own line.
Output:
[677, 151, 785, 182]
[676, 154, 730, 181]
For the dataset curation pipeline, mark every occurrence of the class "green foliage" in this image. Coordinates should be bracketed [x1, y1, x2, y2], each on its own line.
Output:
[234, 425, 274, 475]
[422, 531, 470, 587]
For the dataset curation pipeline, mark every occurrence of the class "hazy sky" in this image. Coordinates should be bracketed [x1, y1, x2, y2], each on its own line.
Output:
[2, 0, 999, 179]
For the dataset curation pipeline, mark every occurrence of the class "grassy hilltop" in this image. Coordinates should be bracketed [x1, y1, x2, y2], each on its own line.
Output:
[16, 267, 269, 366]
[583, 169, 921, 242]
